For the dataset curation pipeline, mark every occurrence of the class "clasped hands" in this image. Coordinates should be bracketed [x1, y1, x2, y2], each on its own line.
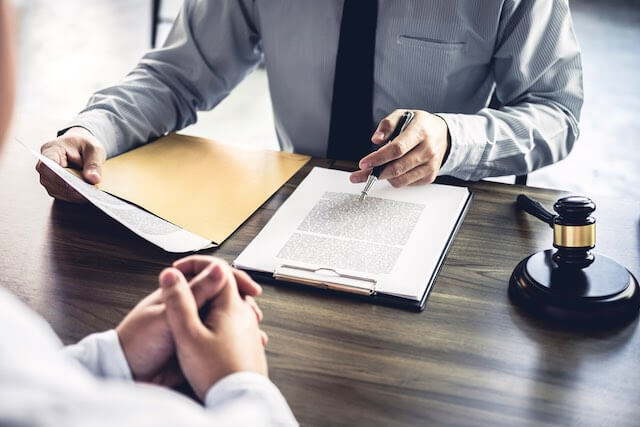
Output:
[115, 255, 268, 401]
[36, 110, 450, 203]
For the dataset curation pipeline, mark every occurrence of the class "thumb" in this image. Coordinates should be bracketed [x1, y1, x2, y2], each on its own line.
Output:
[210, 264, 242, 310]
[160, 268, 204, 345]
[81, 143, 105, 185]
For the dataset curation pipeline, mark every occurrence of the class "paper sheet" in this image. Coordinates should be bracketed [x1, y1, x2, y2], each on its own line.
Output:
[98, 133, 310, 245]
[277, 192, 424, 275]
[20, 141, 213, 252]
[234, 167, 470, 300]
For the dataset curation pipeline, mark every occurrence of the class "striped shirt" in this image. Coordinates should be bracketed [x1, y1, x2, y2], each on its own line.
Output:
[65, 0, 583, 181]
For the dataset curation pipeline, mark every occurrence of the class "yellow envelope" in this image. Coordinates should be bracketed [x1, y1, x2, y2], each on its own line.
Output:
[98, 133, 310, 245]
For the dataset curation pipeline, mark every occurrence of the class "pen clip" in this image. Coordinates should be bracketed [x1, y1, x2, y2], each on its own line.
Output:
[399, 111, 414, 134]
[386, 111, 414, 143]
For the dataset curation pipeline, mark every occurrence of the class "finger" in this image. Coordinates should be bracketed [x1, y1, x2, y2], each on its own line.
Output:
[359, 126, 422, 170]
[40, 144, 68, 167]
[174, 256, 261, 296]
[37, 162, 87, 203]
[41, 140, 83, 168]
[349, 168, 371, 184]
[388, 164, 436, 188]
[189, 262, 227, 308]
[260, 329, 269, 347]
[159, 267, 206, 344]
[211, 264, 241, 310]
[371, 110, 405, 145]
[233, 268, 262, 297]
[81, 143, 105, 185]
[173, 255, 219, 278]
[377, 143, 425, 180]
[244, 295, 263, 322]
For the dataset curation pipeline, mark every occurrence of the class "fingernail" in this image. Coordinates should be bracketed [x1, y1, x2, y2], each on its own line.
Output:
[360, 161, 371, 169]
[160, 270, 179, 288]
[373, 131, 385, 140]
[209, 264, 223, 281]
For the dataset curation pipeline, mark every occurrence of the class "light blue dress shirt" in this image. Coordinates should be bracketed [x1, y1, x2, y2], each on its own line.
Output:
[65, 0, 583, 181]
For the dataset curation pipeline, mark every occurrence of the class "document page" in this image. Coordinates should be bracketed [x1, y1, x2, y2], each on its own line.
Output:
[278, 192, 424, 275]
[234, 167, 470, 300]
[21, 141, 213, 253]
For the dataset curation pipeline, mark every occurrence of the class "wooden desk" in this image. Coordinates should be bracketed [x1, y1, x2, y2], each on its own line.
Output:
[1, 140, 639, 426]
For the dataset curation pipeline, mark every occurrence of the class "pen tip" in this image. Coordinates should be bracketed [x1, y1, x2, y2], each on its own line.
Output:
[359, 193, 366, 202]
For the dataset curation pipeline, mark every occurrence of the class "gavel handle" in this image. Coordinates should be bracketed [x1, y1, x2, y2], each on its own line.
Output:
[516, 194, 556, 227]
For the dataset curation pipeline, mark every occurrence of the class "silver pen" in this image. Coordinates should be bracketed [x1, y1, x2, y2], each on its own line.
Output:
[360, 111, 415, 201]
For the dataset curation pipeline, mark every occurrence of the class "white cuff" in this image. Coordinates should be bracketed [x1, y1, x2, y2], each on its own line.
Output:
[435, 113, 487, 181]
[61, 330, 133, 381]
[204, 372, 297, 426]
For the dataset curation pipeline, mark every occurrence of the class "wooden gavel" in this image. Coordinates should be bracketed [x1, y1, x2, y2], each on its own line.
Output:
[517, 194, 596, 268]
[509, 194, 639, 327]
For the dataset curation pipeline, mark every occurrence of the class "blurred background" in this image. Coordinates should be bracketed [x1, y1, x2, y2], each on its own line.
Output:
[9, 0, 640, 199]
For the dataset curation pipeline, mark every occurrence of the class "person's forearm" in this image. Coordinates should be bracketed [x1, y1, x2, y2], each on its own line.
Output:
[61, 329, 132, 381]
[62, 0, 262, 157]
[437, 0, 583, 181]
[437, 98, 580, 181]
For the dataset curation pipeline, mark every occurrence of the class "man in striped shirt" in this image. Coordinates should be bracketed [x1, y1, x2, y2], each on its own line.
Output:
[37, 0, 582, 200]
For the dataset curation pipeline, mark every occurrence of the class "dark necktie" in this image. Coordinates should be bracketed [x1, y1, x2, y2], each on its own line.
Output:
[326, 0, 379, 161]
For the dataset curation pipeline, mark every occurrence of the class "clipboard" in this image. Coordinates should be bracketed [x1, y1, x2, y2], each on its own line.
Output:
[238, 186, 473, 311]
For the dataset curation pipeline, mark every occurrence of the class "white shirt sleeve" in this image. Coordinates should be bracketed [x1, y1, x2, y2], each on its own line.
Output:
[0, 288, 298, 426]
[61, 329, 132, 381]
[205, 372, 298, 426]
[437, 0, 583, 180]
[60, 0, 261, 158]
[60, 330, 298, 424]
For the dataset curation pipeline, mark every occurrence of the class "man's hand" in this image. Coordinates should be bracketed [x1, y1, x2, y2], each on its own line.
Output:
[116, 255, 263, 386]
[35, 127, 106, 203]
[160, 258, 268, 401]
[350, 110, 451, 187]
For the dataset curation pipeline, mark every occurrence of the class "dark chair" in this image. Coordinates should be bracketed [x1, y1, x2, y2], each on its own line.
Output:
[151, 0, 173, 48]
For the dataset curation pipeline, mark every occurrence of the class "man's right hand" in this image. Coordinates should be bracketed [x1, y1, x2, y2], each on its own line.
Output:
[160, 257, 268, 401]
[36, 126, 106, 203]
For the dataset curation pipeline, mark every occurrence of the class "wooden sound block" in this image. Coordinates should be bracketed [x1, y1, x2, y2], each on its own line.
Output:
[509, 249, 640, 327]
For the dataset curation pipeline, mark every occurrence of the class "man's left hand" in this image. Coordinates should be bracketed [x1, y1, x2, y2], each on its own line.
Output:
[350, 110, 451, 187]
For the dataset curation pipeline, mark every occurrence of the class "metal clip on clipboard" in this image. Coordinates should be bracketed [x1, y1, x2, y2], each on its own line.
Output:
[273, 264, 377, 296]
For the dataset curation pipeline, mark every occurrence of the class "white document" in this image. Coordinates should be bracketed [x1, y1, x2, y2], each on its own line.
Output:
[20, 141, 213, 253]
[234, 167, 470, 301]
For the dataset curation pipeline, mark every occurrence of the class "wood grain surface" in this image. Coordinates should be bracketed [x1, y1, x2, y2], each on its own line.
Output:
[1, 136, 639, 426]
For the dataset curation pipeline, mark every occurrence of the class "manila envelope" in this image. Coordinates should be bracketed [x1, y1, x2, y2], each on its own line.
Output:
[98, 133, 310, 245]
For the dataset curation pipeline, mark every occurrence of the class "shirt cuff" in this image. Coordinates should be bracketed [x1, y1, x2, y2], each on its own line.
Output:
[58, 111, 120, 158]
[435, 113, 488, 181]
[204, 372, 297, 425]
[61, 329, 133, 381]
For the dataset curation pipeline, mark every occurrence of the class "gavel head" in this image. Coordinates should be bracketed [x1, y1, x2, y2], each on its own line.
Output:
[552, 196, 596, 268]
